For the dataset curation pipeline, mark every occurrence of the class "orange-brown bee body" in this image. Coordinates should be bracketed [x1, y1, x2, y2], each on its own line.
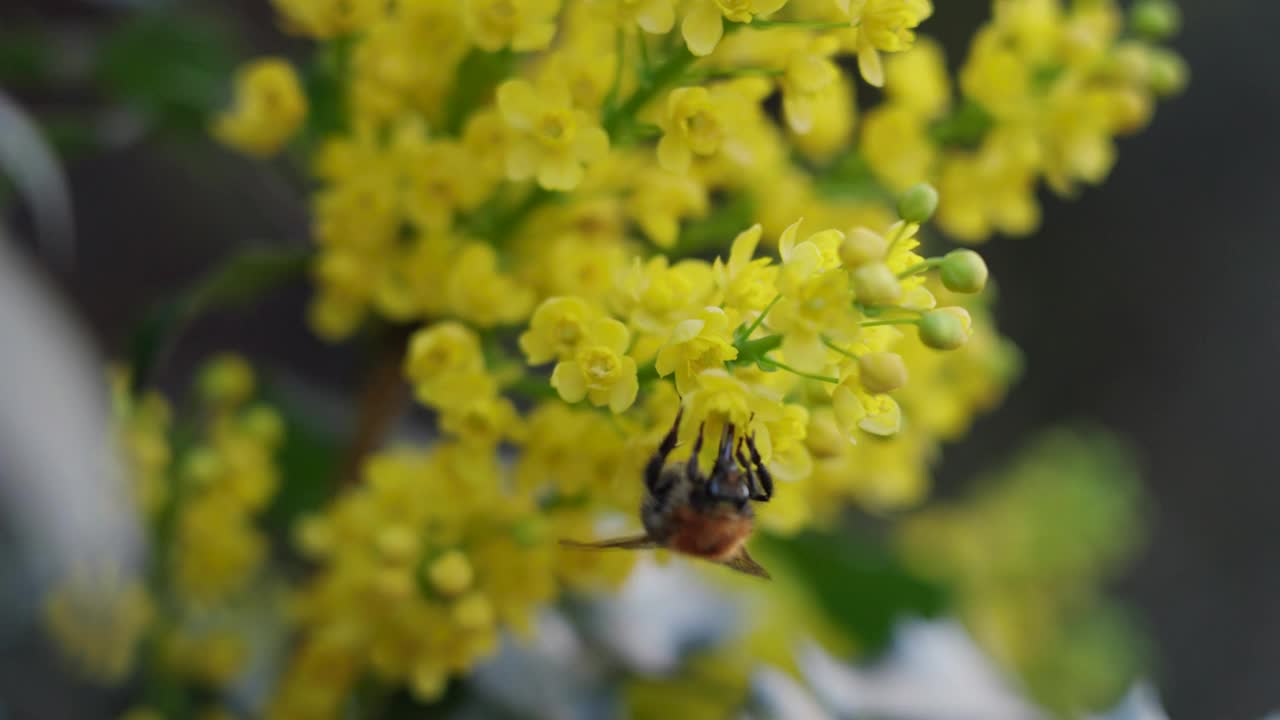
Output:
[562, 408, 774, 579]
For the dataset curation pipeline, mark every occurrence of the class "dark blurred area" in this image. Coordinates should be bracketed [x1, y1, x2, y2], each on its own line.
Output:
[1, 0, 1275, 718]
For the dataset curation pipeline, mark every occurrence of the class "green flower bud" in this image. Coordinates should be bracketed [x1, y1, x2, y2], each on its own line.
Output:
[858, 352, 909, 394]
[197, 355, 254, 406]
[840, 227, 888, 268]
[939, 249, 989, 294]
[897, 182, 939, 224]
[918, 307, 973, 350]
[1147, 48, 1189, 97]
[1131, 0, 1181, 40]
[852, 262, 904, 306]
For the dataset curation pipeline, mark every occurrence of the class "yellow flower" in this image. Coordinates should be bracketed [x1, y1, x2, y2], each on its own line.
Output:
[44, 563, 153, 684]
[612, 255, 717, 336]
[404, 322, 495, 410]
[271, 0, 385, 37]
[439, 394, 523, 447]
[655, 306, 740, 394]
[831, 373, 902, 442]
[681, 0, 788, 57]
[446, 243, 535, 327]
[713, 223, 779, 313]
[520, 296, 602, 364]
[626, 166, 709, 247]
[861, 105, 936, 193]
[401, 139, 492, 232]
[835, 0, 933, 87]
[464, 0, 561, 51]
[656, 86, 725, 174]
[781, 37, 840, 134]
[212, 58, 307, 157]
[594, 0, 676, 34]
[497, 78, 611, 190]
[550, 317, 639, 412]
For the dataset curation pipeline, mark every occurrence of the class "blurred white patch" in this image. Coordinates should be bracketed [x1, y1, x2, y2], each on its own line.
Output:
[589, 557, 739, 673]
[0, 235, 141, 589]
[746, 666, 831, 720]
[800, 619, 1044, 720]
[1088, 682, 1169, 720]
[0, 92, 74, 264]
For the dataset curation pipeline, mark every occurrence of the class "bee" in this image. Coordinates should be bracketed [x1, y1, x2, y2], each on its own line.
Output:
[560, 407, 774, 579]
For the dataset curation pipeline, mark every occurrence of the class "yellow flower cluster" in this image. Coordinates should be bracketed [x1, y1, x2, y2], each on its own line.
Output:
[860, 0, 1187, 241]
[897, 427, 1147, 714]
[273, 447, 558, 716]
[199, 0, 1182, 711]
[46, 357, 284, 704]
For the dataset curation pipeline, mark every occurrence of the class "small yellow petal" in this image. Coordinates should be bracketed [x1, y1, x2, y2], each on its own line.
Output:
[682, 2, 724, 57]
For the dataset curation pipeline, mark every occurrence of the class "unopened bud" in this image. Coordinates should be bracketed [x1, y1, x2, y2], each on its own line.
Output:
[897, 182, 939, 224]
[1147, 48, 1189, 97]
[852, 262, 904, 306]
[1131, 0, 1181, 40]
[858, 352, 908, 394]
[198, 355, 254, 406]
[918, 307, 973, 350]
[840, 227, 888, 268]
[939, 250, 989, 293]
[427, 550, 473, 597]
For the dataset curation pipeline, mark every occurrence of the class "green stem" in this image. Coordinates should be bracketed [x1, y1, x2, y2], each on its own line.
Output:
[603, 43, 698, 137]
[760, 356, 840, 383]
[861, 317, 920, 328]
[897, 258, 944, 278]
[636, 28, 651, 77]
[737, 295, 781, 342]
[821, 335, 859, 361]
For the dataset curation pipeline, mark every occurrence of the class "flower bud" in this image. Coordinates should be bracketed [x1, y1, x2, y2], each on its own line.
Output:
[897, 182, 939, 224]
[198, 355, 254, 406]
[858, 352, 908, 394]
[452, 593, 495, 630]
[939, 249, 989, 293]
[1147, 48, 1189, 97]
[427, 550, 473, 596]
[918, 307, 973, 350]
[839, 227, 888, 268]
[1131, 0, 1181, 40]
[852, 262, 904, 306]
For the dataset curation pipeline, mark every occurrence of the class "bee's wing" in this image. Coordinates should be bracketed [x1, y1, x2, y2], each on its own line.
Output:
[559, 534, 656, 551]
[718, 546, 771, 580]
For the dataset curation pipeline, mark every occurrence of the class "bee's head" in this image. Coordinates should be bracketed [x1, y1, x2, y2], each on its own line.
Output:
[705, 467, 751, 509]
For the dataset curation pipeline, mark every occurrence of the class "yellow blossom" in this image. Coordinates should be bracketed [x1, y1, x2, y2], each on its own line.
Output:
[656, 86, 726, 174]
[212, 58, 307, 157]
[626, 166, 709, 247]
[520, 296, 603, 364]
[835, 0, 934, 87]
[498, 78, 611, 190]
[781, 37, 841, 135]
[550, 317, 640, 412]
[593, 0, 676, 34]
[404, 322, 495, 409]
[681, 0, 788, 57]
[464, 0, 561, 51]
[446, 243, 536, 327]
[713, 223, 779, 313]
[655, 306, 740, 394]
[44, 564, 153, 684]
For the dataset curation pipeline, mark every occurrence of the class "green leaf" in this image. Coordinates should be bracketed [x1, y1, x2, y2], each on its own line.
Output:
[757, 528, 948, 656]
[97, 11, 239, 133]
[442, 49, 514, 135]
[128, 247, 310, 393]
[263, 399, 343, 531]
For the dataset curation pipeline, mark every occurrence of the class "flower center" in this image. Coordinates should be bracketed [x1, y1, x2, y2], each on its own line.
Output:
[537, 112, 575, 147]
[581, 347, 620, 383]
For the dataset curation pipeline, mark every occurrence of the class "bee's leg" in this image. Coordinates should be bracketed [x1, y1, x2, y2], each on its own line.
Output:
[686, 422, 706, 481]
[712, 423, 735, 477]
[646, 406, 683, 495]
[736, 437, 765, 501]
[744, 432, 773, 502]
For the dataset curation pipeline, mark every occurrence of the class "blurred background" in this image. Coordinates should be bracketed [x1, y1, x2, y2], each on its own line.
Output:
[0, 0, 1275, 718]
